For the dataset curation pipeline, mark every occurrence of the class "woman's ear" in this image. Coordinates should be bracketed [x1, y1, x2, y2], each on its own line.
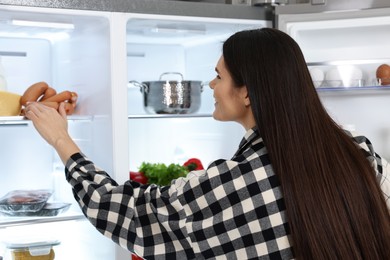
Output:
[241, 86, 251, 107]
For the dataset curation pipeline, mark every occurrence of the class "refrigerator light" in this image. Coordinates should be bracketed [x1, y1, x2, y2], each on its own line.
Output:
[150, 26, 205, 35]
[11, 19, 75, 30]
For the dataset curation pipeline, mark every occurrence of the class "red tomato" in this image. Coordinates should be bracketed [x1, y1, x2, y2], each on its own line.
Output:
[132, 253, 144, 260]
[129, 171, 148, 184]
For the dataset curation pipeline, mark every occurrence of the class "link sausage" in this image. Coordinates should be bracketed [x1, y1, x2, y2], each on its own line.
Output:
[39, 87, 57, 101]
[44, 90, 72, 103]
[64, 102, 74, 115]
[69, 92, 78, 108]
[40, 101, 60, 110]
[20, 82, 49, 105]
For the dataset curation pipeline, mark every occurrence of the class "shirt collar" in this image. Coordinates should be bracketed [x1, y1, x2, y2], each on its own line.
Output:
[235, 127, 261, 157]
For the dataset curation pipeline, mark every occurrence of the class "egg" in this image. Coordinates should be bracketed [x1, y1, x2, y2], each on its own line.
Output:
[376, 64, 390, 86]
[325, 68, 342, 87]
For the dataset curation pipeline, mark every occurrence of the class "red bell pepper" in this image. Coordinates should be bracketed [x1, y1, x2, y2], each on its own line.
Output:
[132, 253, 144, 260]
[183, 158, 204, 171]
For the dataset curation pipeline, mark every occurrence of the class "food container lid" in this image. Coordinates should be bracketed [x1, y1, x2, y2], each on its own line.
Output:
[0, 190, 52, 213]
[4, 237, 60, 256]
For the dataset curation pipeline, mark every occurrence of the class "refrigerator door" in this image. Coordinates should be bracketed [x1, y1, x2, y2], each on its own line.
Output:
[275, 0, 390, 17]
[275, 3, 390, 158]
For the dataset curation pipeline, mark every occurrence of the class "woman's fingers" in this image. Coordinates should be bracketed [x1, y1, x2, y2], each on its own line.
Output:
[58, 102, 68, 118]
[24, 102, 68, 145]
[25, 102, 51, 118]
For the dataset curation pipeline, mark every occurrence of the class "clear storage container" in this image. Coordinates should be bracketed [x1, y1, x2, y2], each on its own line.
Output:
[3, 238, 60, 260]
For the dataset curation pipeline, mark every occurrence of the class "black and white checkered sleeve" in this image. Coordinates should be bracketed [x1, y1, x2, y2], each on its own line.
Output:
[351, 132, 390, 208]
[65, 152, 196, 259]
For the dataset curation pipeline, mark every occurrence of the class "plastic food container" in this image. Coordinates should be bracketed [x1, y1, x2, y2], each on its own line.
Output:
[0, 203, 71, 217]
[0, 190, 52, 214]
[4, 238, 60, 260]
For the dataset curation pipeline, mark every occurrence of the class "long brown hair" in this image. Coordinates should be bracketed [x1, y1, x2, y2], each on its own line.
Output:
[223, 28, 390, 259]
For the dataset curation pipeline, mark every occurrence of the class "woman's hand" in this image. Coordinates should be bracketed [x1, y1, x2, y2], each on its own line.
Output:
[24, 102, 81, 164]
[24, 102, 68, 146]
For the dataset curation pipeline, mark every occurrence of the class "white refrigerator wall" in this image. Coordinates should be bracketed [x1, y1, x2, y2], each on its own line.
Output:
[125, 16, 268, 170]
[128, 117, 245, 170]
[0, 6, 115, 259]
[278, 7, 390, 159]
[320, 92, 390, 159]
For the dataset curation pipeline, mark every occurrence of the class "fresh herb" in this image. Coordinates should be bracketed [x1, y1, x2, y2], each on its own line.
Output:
[135, 158, 204, 186]
[139, 162, 188, 186]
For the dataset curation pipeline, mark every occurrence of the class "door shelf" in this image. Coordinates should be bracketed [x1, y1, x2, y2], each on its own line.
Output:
[308, 59, 390, 67]
[316, 85, 390, 95]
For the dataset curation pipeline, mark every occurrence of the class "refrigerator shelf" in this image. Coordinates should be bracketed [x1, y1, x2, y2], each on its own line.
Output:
[307, 59, 390, 67]
[0, 212, 85, 228]
[128, 113, 213, 119]
[0, 116, 93, 125]
[317, 85, 390, 97]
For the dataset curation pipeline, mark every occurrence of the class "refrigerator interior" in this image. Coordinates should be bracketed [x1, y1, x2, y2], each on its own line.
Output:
[278, 7, 390, 159]
[126, 16, 269, 170]
[0, 6, 115, 259]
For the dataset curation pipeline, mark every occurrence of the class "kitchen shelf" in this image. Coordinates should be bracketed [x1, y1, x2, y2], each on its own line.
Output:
[0, 212, 86, 228]
[128, 113, 213, 119]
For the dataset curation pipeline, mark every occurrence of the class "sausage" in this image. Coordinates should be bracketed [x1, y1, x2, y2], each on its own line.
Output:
[40, 101, 60, 110]
[64, 102, 74, 115]
[69, 92, 78, 108]
[39, 87, 57, 101]
[38, 101, 74, 115]
[20, 82, 49, 105]
[44, 90, 72, 103]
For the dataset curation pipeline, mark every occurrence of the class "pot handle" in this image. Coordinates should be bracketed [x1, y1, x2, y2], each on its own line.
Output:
[159, 72, 184, 81]
[200, 81, 210, 93]
[128, 80, 148, 93]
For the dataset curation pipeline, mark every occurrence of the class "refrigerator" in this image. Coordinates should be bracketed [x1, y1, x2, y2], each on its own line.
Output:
[275, 0, 390, 160]
[0, 1, 272, 259]
[2, 0, 388, 259]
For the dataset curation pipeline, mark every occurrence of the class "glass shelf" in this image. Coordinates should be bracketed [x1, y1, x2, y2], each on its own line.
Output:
[316, 85, 390, 95]
[307, 59, 390, 66]
[0, 115, 93, 126]
[128, 113, 213, 119]
[0, 211, 85, 228]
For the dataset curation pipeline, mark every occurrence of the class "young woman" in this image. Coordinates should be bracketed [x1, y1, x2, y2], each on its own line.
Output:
[25, 28, 390, 259]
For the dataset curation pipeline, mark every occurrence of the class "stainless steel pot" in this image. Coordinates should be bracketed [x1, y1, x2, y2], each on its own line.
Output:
[130, 72, 204, 114]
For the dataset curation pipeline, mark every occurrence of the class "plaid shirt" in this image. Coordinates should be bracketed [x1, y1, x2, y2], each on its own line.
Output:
[65, 128, 390, 260]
